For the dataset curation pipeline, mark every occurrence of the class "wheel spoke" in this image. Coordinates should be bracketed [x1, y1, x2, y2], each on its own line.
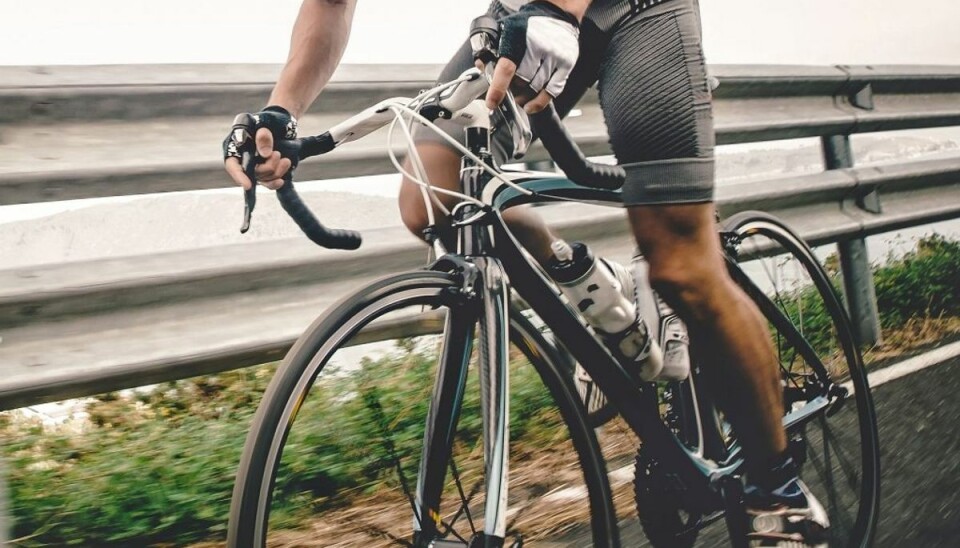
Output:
[805, 437, 855, 537]
[359, 381, 424, 530]
[818, 417, 861, 490]
[443, 456, 480, 539]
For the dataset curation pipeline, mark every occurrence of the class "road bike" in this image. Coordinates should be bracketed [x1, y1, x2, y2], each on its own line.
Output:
[226, 22, 880, 548]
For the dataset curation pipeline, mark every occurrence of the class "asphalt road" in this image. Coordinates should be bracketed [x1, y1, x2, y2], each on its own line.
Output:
[607, 353, 960, 547]
[871, 354, 960, 547]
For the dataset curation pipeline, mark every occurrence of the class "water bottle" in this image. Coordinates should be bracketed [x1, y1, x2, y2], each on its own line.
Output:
[547, 240, 664, 381]
[633, 254, 690, 381]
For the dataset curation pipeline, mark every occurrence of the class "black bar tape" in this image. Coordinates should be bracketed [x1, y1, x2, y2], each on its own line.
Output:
[276, 182, 362, 250]
[298, 133, 336, 159]
[529, 104, 625, 190]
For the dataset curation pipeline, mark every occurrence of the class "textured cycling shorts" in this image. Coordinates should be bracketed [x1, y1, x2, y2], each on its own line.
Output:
[414, 0, 715, 206]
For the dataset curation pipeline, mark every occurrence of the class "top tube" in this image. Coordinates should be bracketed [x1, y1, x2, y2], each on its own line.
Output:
[486, 173, 625, 212]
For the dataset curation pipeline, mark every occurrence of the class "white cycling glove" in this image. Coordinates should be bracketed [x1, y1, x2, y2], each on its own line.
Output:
[498, 1, 580, 98]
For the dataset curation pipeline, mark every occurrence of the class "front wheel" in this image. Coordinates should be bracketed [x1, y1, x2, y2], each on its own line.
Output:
[227, 270, 619, 547]
[723, 211, 881, 548]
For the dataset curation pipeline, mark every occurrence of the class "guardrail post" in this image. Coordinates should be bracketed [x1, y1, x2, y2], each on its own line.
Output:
[822, 135, 882, 347]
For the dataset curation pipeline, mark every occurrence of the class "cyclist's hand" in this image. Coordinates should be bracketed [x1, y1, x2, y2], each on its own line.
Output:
[484, 1, 580, 114]
[223, 106, 299, 191]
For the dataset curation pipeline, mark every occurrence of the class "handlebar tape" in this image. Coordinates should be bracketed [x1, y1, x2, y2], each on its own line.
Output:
[276, 181, 362, 250]
[294, 133, 336, 160]
[240, 130, 360, 250]
[529, 104, 625, 190]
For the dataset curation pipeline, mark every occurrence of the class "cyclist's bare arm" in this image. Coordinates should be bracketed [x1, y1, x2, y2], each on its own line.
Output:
[224, 0, 589, 189]
[270, 0, 357, 118]
[225, 0, 357, 190]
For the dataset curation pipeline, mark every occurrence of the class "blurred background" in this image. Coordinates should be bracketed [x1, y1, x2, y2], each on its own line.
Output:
[3, 0, 960, 259]
[1, 1, 959, 546]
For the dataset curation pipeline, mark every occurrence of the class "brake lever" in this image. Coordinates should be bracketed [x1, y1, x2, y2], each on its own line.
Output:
[487, 64, 534, 160]
[235, 113, 305, 234]
[241, 185, 256, 233]
[470, 14, 532, 160]
[232, 112, 360, 249]
[231, 113, 259, 234]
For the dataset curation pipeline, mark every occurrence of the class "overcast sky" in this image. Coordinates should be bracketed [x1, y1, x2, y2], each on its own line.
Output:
[3, 0, 959, 66]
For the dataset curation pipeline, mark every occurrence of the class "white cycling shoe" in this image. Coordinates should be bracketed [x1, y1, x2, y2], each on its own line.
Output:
[746, 478, 830, 547]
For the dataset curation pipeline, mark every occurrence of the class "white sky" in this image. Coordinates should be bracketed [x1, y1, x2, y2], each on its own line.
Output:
[3, 0, 959, 66]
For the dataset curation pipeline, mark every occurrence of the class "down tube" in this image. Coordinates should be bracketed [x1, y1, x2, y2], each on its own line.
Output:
[476, 257, 511, 546]
[490, 216, 713, 489]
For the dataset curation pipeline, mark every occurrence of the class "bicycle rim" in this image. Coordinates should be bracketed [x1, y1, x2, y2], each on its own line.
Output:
[723, 211, 880, 548]
[227, 270, 618, 547]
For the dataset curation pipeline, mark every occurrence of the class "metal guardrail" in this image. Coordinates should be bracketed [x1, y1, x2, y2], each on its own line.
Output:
[1, 64, 959, 413]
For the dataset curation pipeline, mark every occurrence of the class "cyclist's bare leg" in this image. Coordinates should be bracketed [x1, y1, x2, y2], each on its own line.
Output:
[398, 142, 558, 264]
[628, 202, 788, 463]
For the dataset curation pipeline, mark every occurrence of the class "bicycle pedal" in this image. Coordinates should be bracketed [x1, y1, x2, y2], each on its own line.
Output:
[826, 384, 849, 416]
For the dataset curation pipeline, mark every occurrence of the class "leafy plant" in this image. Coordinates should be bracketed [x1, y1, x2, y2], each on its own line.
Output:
[874, 234, 960, 327]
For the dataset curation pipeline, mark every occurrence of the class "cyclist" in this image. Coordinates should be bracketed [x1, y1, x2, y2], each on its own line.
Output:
[223, 1, 828, 545]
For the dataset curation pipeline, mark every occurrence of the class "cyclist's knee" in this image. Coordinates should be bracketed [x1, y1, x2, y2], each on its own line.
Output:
[397, 142, 461, 240]
[647, 262, 702, 307]
[501, 205, 541, 233]
[398, 188, 431, 240]
[647, 257, 729, 320]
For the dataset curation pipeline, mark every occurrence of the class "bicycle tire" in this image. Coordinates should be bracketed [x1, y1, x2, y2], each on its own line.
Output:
[722, 210, 881, 548]
[227, 270, 619, 547]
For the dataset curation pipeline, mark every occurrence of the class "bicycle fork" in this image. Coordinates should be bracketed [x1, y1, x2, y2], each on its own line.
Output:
[414, 257, 514, 548]
[477, 257, 512, 547]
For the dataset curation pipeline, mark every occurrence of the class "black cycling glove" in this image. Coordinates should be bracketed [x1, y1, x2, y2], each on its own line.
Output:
[498, 1, 580, 97]
[222, 105, 299, 163]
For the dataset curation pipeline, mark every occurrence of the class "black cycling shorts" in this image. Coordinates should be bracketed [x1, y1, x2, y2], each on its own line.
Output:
[415, 0, 715, 206]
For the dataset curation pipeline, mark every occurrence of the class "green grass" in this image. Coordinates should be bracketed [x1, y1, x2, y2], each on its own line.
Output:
[768, 234, 960, 358]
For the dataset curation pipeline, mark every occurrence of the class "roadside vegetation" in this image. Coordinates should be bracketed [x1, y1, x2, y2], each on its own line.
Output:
[2, 234, 958, 546]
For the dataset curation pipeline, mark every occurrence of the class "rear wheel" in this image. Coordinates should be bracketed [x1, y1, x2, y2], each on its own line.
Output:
[227, 270, 619, 547]
[723, 211, 881, 548]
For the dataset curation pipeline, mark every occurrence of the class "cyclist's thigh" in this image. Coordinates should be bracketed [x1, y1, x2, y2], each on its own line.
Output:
[400, 37, 477, 222]
[598, 0, 716, 207]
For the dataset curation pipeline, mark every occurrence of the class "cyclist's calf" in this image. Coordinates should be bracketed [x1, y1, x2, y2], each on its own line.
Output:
[631, 202, 789, 460]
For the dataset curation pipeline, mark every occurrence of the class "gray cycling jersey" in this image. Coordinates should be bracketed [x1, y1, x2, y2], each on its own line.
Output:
[494, 1, 667, 34]
[500, 0, 635, 14]
[499, 0, 528, 12]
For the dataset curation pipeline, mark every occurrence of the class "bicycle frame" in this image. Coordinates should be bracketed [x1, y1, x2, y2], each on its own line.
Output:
[412, 118, 724, 545]
[411, 113, 845, 545]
